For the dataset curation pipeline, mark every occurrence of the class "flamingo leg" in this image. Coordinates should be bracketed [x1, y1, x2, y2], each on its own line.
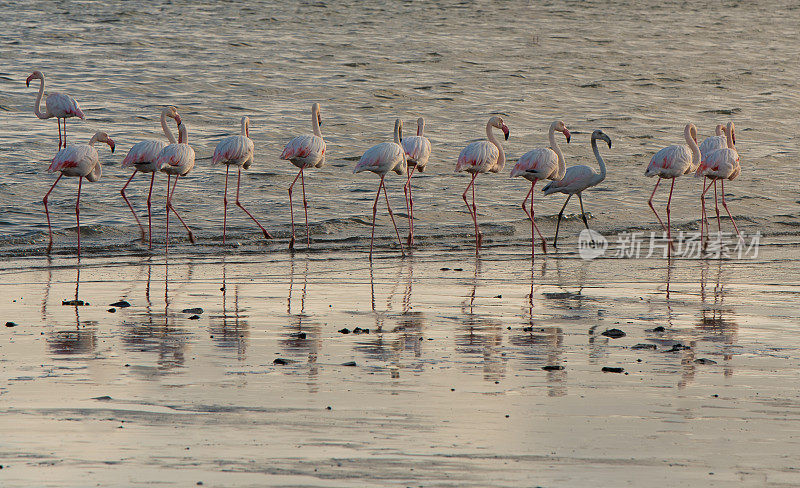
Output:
[146, 171, 156, 249]
[403, 166, 416, 246]
[120, 169, 146, 240]
[529, 181, 547, 255]
[553, 194, 572, 249]
[299, 166, 310, 248]
[75, 176, 82, 259]
[236, 167, 271, 239]
[57, 119, 63, 150]
[288, 168, 303, 250]
[63, 118, 67, 148]
[700, 177, 714, 249]
[370, 177, 383, 259]
[472, 176, 482, 248]
[577, 193, 590, 230]
[648, 178, 667, 232]
[720, 179, 742, 242]
[713, 180, 722, 236]
[461, 173, 480, 249]
[43, 173, 63, 254]
[165, 174, 171, 255]
[666, 178, 675, 254]
[382, 177, 405, 257]
[167, 175, 196, 244]
[521, 183, 533, 221]
[223, 165, 229, 244]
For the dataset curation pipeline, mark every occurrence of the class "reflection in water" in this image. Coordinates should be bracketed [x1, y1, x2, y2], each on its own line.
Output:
[48, 267, 98, 355]
[282, 256, 322, 392]
[697, 260, 738, 378]
[210, 260, 249, 360]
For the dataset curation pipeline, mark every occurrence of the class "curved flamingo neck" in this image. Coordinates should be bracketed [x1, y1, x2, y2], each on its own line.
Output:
[32, 76, 50, 119]
[161, 110, 177, 144]
[684, 124, 700, 165]
[240, 117, 249, 138]
[311, 107, 322, 138]
[178, 124, 188, 144]
[715, 124, 724, 136]
[486, 120, 505, 168]
[394, 120, 402, 145]
[548, 123, 565, 177]
[725, 123, 735, 149]
[591, 136, 607, 185]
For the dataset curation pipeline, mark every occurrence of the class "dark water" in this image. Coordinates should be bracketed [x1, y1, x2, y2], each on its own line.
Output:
[1, 0, 799, 257]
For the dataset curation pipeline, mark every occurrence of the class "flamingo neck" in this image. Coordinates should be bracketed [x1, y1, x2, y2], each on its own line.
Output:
[417, 119, 424, 137]
[161, 110, 177, 144]
[178, 124, 188, 144]
[32, 76, 50, 120]
[715, 124, 724, 136]
[591, 136, 607, 185]
[312, 107, 322, 138]
[725, 123, 735, 149]
[394, 120, 402, 145]
[684, 124, 700, 166]
[486, 121, 505, 168]
[548, 124, 565, 178]
[241, 117, 249, 138]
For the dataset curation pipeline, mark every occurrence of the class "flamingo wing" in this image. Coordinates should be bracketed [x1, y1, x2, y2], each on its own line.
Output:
[699, 135, 727, 161]
[542, 165, 596, 195]
[213, 135, 254, 165]
[157, 143, 196, 175]
[355, 142, 405, 175]
[456, 141, 498, 173]
[697, 148, 739, 179]
[122, 140, 167, 168]
[401, 136, 431, 169]
[48, 144, 98, 175]
[46, 92, 85, 120]
[645, 144, 692, 178]
[280, 134, 325, 167]
[510, 148, 558, 180]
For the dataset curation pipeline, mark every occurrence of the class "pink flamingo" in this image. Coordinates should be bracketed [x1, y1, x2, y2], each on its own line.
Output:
[43, 131, 115, 257]
[542, 129, 611, 248]
[213, 116, 272, 244]
[697, 122, 736, 245]
[280, 103, 325, 250]
[696, 123, 741, 244]
[510, 120, 571, 256]
[400, 117, 431, 246]
[26, 71, 85, 149]
[120, 106, 182, 248]
[156, 122, 196, 251]
[354, 118, 407, 258]
[645, 123, 700, 252]
[455, 116, 509, 250]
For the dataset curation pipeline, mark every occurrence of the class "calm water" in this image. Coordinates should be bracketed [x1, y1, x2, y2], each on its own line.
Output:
[1, 0, 799, 256]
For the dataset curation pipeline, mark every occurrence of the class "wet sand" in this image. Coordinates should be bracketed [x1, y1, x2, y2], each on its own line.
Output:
[1, 248, 800, 487]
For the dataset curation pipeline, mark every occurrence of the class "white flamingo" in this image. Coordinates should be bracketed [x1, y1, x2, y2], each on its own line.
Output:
[455, 116, 509, 250]
[213, 116, 272, 244]
[697, 122, 735, 244]
[26, 71, 85, 149]
[43, 131, 115, 258]
[354, 118, 407, 258]
[696, 123, 741, 244]
[542, 129, 611, 248]
[510, 120, 571, 256]
[280, 103, 326, 250]
[120, 106, 181, 248]
[400, 117, 431, 246]
[157, 122, 196, 251]
[645, 123, 700, 252]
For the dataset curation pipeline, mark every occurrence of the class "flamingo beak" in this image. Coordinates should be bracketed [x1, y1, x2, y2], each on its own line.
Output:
[174, 114, 182, 126]
[607, 139, 612, 149]
[25, 73, 34, 87]
[501, 124, 509, 140]
[732, 133, 736, 144]
[317, 114, 322, 127]
[107, 139, 116, 153]
[563, 129, 571, 143]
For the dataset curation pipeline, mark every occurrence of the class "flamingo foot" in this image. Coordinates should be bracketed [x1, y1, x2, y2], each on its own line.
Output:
[407, 232, 413, 247]
[289, 235, 295, 250]
[477, 231, 484, 249]
[187, 231, 196, 245]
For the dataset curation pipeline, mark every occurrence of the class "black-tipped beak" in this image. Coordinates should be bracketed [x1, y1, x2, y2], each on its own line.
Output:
[502, 124, 509, 140]
[732, 134, 736, 144]
[564, 129, 571, 143]
[607, 140, 612, 149]
[108, 140, 116, 153]
[317, 115, 322, 127]
[174, 115, 182, 126]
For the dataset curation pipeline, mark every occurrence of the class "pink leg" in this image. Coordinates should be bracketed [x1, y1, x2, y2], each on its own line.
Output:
[288, 168, 303, 250]
[76, 176, 82, 259]
[700, 177, 714, 249]
[63, 119, 67, 148]
[369, 178, 383, 259]
[720, 179, 742, 241]
[521, 184, 533, 220]
[529, 180, 547, 256]
[472, 176, 482, 248]
[648, 178, 666, 232]
[713, 180, 721, 236]
[43, 173, 63, 254]
[165, 175, 171, 255]
[146, 171, 156, 249]
[461, 173, 480, 249]
[223, 165, 229, 244]
[403, 166, 416, 246]
[299, 167, 310, 248]
[167, 175, 196, 244]
[666, 178, 675, 255]
[382, 177, 405, 257]
[120, 169, 145, 240]
[57, 119, 63, 150]
[236, 167, 271, 239]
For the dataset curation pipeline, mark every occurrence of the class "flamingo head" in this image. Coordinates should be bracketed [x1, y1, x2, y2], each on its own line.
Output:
[312, 102, 322, 127]
[416, 117, 425, 136]
[163, 105, 180, 123]
[489, 116, 509, 140]
[715, 124, 724, 136]
[554, 120, 570, 143]
[92, 131, 115, 153]
[592, 129, 612, 149]
[26, 70, 43, 87]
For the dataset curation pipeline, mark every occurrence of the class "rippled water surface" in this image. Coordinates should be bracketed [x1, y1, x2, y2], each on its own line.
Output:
[1, 0, 799, 256]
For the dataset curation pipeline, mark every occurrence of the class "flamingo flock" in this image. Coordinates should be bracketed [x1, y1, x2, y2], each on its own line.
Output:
[26, 70, 745, 261]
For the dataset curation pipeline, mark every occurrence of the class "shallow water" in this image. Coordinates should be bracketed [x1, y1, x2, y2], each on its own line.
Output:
[1, 0, 799, 256]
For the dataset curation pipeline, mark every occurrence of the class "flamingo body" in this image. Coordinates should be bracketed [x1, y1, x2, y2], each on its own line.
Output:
[43, 93, 85, 120]
[355, 142, 406, 176]
[158, 142, 195, 176]
[542, 164, 598, 195]
[511, 148, 560, 181]
[697, 148, 740, 181]
[49, 145, 102, 181]
[122, 140, 167, 172]
[213, 135, 254, 168]
[281, 134, 325, 169]
[457, 141, 501, 174]
[645, 144, 695, 178]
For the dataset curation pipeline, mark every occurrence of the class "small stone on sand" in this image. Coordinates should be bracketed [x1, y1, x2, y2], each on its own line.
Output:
[601, 328, 626, 338]
[110, 300, 131, 308]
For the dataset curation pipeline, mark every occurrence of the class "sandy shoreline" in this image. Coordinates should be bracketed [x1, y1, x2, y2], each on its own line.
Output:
[1, 248, 799, 487]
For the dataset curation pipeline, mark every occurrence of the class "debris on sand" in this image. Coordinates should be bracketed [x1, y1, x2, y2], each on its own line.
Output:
[289, 332, 307, 339]
[631, 343, 657, 350]
[341, 361, 357, 366]
[5, 321, 17, 327]
[273, 358, 295, 365]
[182, 307, 204, 314]
[62, 299, 87, 306]
[602, 367, 625, 373]
[694, 358, 717, 365]
[188, 315, 200, 320]
[338, 328, 351, 334]
[352, 327, 370, 334]
[541, 365, 564, 371]
[664, 343, 691, 353]
[92, 395, 112, 401]
[601, 328, 626, 338]
[110, 300, 131, 308]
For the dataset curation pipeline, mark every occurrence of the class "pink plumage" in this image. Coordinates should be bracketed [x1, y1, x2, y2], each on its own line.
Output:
[355, 142, 406, 176]
[122, 140, 167, 170]
[456, 141, 501, 173]
[26, 70, 84, 150]
[157, 122, 195, 177]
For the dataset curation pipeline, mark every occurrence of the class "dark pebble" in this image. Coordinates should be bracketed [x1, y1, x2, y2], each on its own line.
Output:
[338, 328, 351, 334]
[273, 358, 292, 365]
[110, 300, 131, 308]
[440, 267, 450, 271]
[522, 326, 533, 332]
[601, 328, 626, 339]
[542, 365, 564, 371]
[326, 406, 332, 410]
[5, 321, 17, 327]
[494, 295, 502, 299]
[454, 268, 463, 271]
[352, 327, 370, 334]
[107, 308, 116, 313]
[664, 343, 691, 352]
[653, 326, 666, 332]
[197, 483, 204, 486]
[695, 358, 717, 365]
[289, 332, 307, 339]
[92, 395, 112, 401]
[182, 307, 204, 314]
[632, 343, 657, 350]
[602, 367, 625, 373]
[62, 299, 86, 306]
[188, 315, 200, 320]
[341, 361, 357, 367]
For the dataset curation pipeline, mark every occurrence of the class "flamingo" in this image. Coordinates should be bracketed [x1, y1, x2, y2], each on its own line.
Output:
[280, 103, 326, 250]
[510, 120, 571, 256]
[696, 122, 741, 244]
[120, 106, 182, 248]
[455, 116, 509, 250]
[43, 131, 115, 257]
[354, 118, 407, 258]
[213, 116, 272, 244]
[157, 121, 196, 251]
[645, 123, 700, 252]
[542, 129, 612, 248]
[697, 122, 736, 244]
[26, 71, 85, 150]
[400, 117, 431, 246]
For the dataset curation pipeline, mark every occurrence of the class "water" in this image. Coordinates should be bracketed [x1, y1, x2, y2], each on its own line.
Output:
[1, 0, 799, 257]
